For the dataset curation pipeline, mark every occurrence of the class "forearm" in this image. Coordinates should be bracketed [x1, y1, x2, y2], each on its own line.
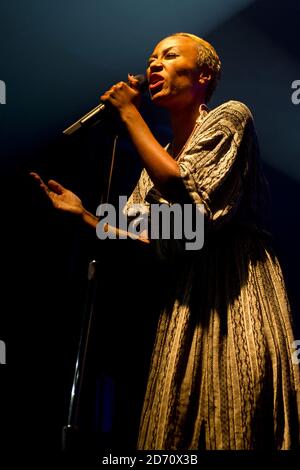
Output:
[82, 208, 149, 244]
[120, 105, 181, 196]
[82, 208, 99, 229]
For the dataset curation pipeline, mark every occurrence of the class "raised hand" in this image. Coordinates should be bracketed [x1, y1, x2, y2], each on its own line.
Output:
[30, 172, 150, 243]
[30, 172, 84, 216]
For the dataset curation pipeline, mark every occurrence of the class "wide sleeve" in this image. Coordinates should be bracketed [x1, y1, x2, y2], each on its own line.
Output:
[178, 100, 256, 229]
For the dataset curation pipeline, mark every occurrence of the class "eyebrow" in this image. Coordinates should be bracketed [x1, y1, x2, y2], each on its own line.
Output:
[147, 46, 178, 63]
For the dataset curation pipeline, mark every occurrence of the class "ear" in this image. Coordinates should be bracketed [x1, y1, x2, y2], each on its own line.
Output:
[198, 69, 211, 86]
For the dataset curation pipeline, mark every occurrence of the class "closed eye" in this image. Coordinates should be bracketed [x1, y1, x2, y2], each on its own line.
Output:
[147, 50, 179, 67]
[165, 52, 178, 59]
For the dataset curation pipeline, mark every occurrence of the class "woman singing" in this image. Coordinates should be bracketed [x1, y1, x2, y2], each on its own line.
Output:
[31, 32, 300, 450]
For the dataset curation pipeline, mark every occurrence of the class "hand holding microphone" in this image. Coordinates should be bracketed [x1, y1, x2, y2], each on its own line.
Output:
[101, 73, 143, 111]
[63, 74, 147, 135]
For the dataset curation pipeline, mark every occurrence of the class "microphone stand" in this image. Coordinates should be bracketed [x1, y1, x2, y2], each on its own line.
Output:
[62, 130, 119, 454]
[61, 77, 147, 454]
[62, 259, 99, 452]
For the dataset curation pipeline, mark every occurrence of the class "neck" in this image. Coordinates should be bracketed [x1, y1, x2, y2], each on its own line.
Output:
[169, 100, 206, 157]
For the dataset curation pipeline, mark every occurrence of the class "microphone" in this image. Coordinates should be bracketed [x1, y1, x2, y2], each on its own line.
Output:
[63, 74, 148, 135]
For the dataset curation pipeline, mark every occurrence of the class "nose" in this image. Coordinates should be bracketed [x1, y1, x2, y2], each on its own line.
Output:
[149, 59, 163, 72]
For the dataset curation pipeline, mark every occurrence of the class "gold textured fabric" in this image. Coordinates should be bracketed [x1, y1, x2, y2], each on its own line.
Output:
[124, 100, 300, 450]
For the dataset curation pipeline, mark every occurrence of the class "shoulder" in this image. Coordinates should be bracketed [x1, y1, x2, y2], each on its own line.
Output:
[201, 100, 254, 136]
[211, 100, 253, 123]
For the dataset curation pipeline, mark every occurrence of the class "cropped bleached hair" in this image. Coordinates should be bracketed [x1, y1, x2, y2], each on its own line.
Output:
[172, 32, 222, 102]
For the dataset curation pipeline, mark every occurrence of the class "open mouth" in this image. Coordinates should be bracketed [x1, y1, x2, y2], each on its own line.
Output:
[149, 74, 164, 91]
[149, 80, 164, 91]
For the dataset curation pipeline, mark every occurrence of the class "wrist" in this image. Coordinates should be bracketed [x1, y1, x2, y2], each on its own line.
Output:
[82, 208, 98, 229]
[119, 103, 139, 123]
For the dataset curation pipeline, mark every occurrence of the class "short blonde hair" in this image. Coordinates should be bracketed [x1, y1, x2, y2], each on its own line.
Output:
[172, 32, 222, 102]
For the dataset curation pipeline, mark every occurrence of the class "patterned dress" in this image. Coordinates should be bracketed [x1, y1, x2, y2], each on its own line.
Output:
[124, 100, 300, 450]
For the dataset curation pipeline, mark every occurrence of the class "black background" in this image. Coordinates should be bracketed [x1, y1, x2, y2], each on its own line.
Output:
[0, 0, 300, 464]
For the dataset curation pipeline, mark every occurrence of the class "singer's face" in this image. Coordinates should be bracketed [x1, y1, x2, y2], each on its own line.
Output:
[146, 36, 203, 109]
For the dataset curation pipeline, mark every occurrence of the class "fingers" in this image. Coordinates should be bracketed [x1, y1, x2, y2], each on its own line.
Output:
[30, 172, 49, 194]
[30, 172, 65, 196]
[30, 172, 43, 184]
[47, 179, 66, 195]
[128, 74, 140, 90]
[101, 81, 130, 102]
